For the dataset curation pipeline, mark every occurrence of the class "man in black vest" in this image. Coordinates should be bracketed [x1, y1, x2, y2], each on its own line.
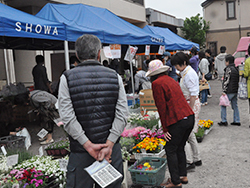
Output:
[58, 34, 129, 188]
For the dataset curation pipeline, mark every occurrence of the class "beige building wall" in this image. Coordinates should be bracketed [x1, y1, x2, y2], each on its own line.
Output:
[52, 0, 146, 25]
[204, 0, 250, 55]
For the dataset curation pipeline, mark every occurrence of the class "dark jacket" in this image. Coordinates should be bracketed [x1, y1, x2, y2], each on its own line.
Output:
[222, 64, 239, 94]
[32, 64, 50, 92]
[207, 56, 214, 72]
[64, 60, 119, 153]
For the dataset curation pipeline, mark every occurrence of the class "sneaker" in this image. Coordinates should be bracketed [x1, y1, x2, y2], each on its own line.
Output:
[40, 139, 54, 145]
[186, 163, 195, 170]
[201, 103, 206, 106]
[231, 122, 241, 126]
[205, 102, 208, 105]
[194, 160, 202, 166]
[207, 95, 212, 98]
[218, 121, 228, 126]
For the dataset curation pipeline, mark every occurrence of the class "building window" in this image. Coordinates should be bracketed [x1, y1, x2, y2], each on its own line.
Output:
[207, 42, 217, 57]
[226, 1, 236, 20]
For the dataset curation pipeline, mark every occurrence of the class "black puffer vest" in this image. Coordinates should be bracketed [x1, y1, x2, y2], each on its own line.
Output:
[223, 64, 239, 94]
[64, 60, 119, 152]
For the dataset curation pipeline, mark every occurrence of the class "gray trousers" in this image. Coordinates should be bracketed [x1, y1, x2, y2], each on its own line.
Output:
[66, 143, 123, 188]
[185, 131, 201, 164]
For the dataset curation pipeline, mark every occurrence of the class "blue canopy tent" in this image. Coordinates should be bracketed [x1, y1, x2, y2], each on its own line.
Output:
[143, 25, 199, 50]
[0, 3, 69, 84]
[36, 3, 164, 46]
[36, 3, 166, 102]
[0, 3, 67, 50]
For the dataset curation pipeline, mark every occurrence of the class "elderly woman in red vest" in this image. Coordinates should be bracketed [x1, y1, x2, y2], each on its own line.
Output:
[146, 60, 194, 188]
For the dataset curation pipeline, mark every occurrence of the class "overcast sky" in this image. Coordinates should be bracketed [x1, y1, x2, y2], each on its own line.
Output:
[144, 0, 205, 20]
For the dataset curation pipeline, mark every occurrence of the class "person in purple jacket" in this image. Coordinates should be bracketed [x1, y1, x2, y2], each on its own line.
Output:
[189, 47, 200, 73]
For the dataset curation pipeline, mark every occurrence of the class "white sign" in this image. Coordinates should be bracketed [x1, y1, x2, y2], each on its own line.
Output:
[39, 146, 43, 157]
[37, 128, 48, 139]
[158, 45, 165, 55]
[103, 46, 113, 59]
[7, 154, 19, 167]
[145, 45, 150, 55]
[1, 146, 7, 156]
[124, 46, 138, 61]
[59, 158, 69, 171]
[110, 44, 121, 59]
[85, 160, 122, 188]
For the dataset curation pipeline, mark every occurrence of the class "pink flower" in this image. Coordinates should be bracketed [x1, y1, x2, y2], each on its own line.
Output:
[31, 178, 37, 184]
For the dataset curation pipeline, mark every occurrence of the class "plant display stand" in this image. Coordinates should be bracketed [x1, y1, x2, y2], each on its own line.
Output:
[204, 126, 213, 135]
[129, 157, 167, 187]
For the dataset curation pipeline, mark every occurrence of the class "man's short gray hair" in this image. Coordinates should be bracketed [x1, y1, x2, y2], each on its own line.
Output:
[75, 34, 102, 62]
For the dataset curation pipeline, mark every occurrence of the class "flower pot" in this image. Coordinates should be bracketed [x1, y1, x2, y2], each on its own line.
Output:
[196, 136, 204, 143]
[45, 148, 69, 157]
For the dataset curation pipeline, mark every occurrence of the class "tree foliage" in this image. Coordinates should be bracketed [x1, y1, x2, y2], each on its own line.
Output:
[181, 14, 210, 47]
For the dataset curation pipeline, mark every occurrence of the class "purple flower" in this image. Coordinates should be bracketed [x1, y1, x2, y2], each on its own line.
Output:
[23, 183, 29, 188]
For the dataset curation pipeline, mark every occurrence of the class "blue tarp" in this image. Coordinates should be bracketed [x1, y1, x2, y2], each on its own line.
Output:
[0, 3, 66, 41]
[36, 3, 165, 45]
[143, 25, 199, 50]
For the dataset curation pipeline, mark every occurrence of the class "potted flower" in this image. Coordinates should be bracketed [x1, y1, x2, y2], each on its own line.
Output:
[195, 127, 205, 143]
[45, 139, 70, 157]
[132, 137, 166, 159]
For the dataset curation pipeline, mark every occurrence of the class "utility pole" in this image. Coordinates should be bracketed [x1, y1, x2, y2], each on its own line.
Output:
[238, 0, 241, 39]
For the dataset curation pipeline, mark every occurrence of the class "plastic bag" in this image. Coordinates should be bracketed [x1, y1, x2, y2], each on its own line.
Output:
[16, 128, 31, 150]
[238, 77, 248, 100]
[219, 94, 230, 107]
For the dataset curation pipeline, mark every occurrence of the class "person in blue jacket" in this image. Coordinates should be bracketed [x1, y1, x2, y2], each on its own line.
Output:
[161, 51, 179, 81]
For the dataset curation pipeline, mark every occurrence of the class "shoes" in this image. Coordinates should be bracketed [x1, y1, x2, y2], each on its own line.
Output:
[161, 180, 182, 188]
[40, 139, 54, 145]
[231, 122, 241, 126]
[194, 160, 202, 166]
[38, 137, 47, 142]
[180, 177, 188, 184]
[205, 102, 208, 105]
[186, 163, 195, 170]
[207, 95, 212, 98]
[218, 121, 228, 126]
[164, 183, 182, 188]
[201, 102, 208, 106]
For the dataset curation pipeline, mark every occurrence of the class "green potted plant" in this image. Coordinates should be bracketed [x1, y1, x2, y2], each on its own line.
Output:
[195, 127, 205, 143]
[45, 138, 70, 157]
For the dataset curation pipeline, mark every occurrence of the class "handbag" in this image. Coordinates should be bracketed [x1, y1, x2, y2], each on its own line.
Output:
[205, 72, 212, 81]
[199, 81, 209, 91]
[238, 76, 248, 100]
[219, 94, 230, 106]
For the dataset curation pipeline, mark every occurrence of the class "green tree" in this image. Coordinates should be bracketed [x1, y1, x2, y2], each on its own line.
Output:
[181, 14, 210, 47]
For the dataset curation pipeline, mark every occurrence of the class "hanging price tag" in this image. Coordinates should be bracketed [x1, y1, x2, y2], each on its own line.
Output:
[124, 46, 138, 61]
[59, 158, 69, 171]
[37, 128, 48, 139]
[145, 45, 150, 55]
[1, 146, 7, 156]
[7, 154, 19, 167]
[103, 46, 113, 59]
[158, 45, 165, 55]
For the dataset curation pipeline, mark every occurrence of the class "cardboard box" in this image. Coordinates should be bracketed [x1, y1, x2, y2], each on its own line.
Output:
[139, 89, 157, 115]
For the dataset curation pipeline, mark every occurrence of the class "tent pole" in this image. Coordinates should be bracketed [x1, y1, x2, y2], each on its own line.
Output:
[128, 45, 135, 105]
[4, 49, 10, 85]
[64, 40, 70, 70]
